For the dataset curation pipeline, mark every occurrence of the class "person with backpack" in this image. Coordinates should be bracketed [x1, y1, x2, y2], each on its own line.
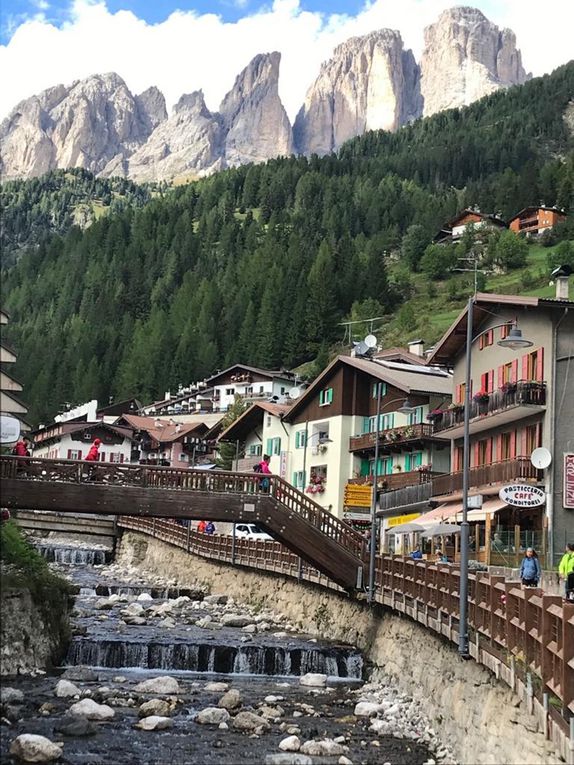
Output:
[13, 436, 31, 474]
[205, 521, 216, 535]
[254, 454, 271, 492]
[519, 547, 541, 587]
[558, 543, 574, 597]
[85, 438, 102, 462]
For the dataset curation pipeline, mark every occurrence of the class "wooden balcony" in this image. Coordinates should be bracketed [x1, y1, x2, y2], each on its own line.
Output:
[432, 381, 546, 440]
[349, 423, 435, 453]
[350, 469, 439, 492]
[431, 457, 541, 498]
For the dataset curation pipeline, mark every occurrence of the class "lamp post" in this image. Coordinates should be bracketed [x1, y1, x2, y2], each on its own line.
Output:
[458, 297, 533, 656]
[301, 427, 332, 491]
[368, 390, 415, 603]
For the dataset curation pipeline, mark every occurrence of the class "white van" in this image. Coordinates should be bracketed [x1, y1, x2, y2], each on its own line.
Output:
[234, 523, 273, 541]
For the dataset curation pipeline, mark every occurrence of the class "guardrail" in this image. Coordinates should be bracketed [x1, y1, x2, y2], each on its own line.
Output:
[349, 423, 435, 452]
[117, 515, 573, 737]
[431, 457, 540, 497]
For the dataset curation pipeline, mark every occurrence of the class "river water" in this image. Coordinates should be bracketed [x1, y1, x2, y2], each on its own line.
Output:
[1, 541, 449, 765]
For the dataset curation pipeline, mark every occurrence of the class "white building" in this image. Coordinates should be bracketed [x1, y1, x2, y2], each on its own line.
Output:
[32, 421, 134, 462]
[205, 365, 297, 413]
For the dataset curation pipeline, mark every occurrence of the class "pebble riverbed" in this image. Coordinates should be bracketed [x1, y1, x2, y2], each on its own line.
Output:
[0, 543, 458, 765]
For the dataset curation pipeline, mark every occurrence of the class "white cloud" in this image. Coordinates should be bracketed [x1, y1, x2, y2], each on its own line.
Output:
[0, 0, 572, 122]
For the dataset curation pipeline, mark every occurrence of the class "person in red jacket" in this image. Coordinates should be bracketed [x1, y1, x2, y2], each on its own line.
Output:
[85, 438, 102, 462]
[13, 437, 31, 457]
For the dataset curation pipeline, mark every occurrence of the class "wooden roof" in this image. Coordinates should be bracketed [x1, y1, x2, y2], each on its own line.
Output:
[218, 402, 292, 442]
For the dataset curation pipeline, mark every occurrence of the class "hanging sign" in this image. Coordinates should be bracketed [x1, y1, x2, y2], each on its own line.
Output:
[499, 484, 545, 508]
[0, 414, 21, 444]
[344, 483, 372, 508]
[564, 454, 574, 509]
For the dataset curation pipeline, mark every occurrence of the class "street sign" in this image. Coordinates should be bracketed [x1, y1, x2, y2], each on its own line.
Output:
[0, 414, 21, 445]
[564, 454, 574, 509]
[344, 483, 372, 508]
[499, 484, 545, 508]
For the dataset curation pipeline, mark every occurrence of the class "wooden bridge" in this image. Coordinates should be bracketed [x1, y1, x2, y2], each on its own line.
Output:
[0, 456, 366, 591]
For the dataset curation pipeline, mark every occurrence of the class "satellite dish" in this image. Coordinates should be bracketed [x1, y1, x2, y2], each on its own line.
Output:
[364, 334, 377, 348]
[530, 447, 551, 469]
[288, 387, 301, 400]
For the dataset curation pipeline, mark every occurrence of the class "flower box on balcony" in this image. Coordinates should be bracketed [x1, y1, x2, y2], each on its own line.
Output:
[473, 390, 490, 404]
[426, 409, 443, 422]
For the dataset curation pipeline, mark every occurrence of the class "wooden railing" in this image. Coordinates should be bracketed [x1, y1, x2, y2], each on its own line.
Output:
[350, 469, 439, 492]
[0, 455, 366, 564]
[431, 457, 541, 497]
[117, 516, 574, 723]
[349, 423, 434, 452]
[432, 381, 546, 433]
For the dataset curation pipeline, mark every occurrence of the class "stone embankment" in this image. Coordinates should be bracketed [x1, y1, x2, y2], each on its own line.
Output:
[117, 531, 563, 765]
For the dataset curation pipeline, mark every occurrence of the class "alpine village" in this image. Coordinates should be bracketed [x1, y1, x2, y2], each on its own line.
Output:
[0, 5, 573, 765]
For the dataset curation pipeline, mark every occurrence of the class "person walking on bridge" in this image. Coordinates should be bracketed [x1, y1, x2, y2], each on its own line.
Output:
[558, 543, 574, 598]
[519, 547, 541, 588]
[257, 454, 271, 493]
[85, 438, 102, 462]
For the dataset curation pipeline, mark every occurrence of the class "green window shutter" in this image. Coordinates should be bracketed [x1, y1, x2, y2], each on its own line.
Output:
[360, 458, 370, 477]
[363, 417, 370, 434]
[275, 438, 281, 455]
[266, 439, 272, 456]
[413, 452, 423, 468]
[295, 432, 300, 449]
[292, 472, 298, 487]
[405, 454, 411, 472]
[327, 388, 333, 404]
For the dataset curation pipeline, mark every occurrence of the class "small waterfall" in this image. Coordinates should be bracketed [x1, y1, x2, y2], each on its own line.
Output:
[92, 584, 202, 600]
[66, 639, 363, 678]
[37, 546, 109, 565]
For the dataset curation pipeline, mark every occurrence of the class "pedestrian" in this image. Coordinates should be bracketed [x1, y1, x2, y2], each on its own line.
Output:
[519, 547, 541, 587]
[258, 454, 272, 492]
[197, 520, 207, 533]
[410, 545, 423, 560]
[435, 549, 448, 563]
[205, 521, 216, 535]
[85, 438, 101, 462]
[558, 543, 574, 597]
[12, 436, 31, 457]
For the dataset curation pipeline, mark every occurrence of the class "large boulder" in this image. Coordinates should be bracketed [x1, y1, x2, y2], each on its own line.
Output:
[9, 734, 63, 762]
[279, 735, 301, 752]
[220, 614, 253, 628]
[218, 689, 241, 710]
[1, 687, 24, 704]
[300, 739, 347, 756]
[55, 679, 82, 698]
[195, 707, 230, 725]
[68, 698, 115, 721]
[55, 715, 98, 737]
[138, 698, 172, 717]
[232, 711, 270, 732]
[264, 755, 313, 765]
[299, 674, 327, 687]
[133, 676, 181, 695]
[354, 701, 384, 717]
[135, 715, 173, 731]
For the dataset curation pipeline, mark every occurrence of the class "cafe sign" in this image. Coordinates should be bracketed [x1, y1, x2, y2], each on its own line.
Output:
[565, 454, 574, 509]
[499, 484, 545, 508]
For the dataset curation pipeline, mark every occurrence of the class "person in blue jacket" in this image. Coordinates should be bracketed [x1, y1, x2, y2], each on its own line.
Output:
[519, 547, 541, 587]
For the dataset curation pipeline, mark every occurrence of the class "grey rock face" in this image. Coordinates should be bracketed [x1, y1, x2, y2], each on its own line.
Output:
[220, 51, 293, 165]
[420, 6, 529, 117]
[127, 91, 223, 183]
[294, 30, 420, 156]
[0, 72, 162, 181]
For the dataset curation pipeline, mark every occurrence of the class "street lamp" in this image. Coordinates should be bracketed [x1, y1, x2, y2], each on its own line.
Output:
[368, 391, 415, 603]
[458, 300, 533, 657]
[301, 429, 333, 492]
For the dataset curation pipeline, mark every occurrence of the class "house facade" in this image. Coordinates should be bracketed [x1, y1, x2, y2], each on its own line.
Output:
[508, 206, 566, 236]
[118, 414, 213, 466]
[434, 208, 507, 244]
[218, 402, 291, 475]
[32, 421, 133, 462]
[205, 365, 297, 413]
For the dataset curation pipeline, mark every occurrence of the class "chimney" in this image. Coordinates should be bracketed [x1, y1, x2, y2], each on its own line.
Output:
[408, 339, 425, 358]
[164, 391, 170, 401]
[551, 266, 572, 300]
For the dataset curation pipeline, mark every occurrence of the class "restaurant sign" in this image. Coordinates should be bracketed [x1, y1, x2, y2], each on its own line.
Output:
[499, 484, 545, 508]
[565, 454, 574, 509]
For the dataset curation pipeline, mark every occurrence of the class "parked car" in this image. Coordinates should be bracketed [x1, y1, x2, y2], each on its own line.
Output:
[234, 523, 273, 541]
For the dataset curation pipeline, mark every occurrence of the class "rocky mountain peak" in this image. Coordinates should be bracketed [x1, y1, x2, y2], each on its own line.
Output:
[293, 29, 420, 156]
[135, 86, 167, 131]
[420, 6, 529, 116]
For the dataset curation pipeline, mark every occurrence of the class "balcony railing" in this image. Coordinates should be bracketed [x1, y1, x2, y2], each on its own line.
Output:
[432, 381, 546, 434]
[431, 457, 540, 497]
[349, 423, 434, 452]
[350, 469, 439, 492]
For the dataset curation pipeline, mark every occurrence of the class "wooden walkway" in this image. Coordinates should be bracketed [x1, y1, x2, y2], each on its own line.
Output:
[0, 456, 365, 591]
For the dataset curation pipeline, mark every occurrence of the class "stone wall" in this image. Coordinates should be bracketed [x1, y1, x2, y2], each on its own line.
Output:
[117, 531, 562, 765]
[0, 585, 71, 676]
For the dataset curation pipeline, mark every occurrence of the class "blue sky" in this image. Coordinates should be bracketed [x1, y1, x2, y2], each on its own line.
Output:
[1, 0, 571, 122]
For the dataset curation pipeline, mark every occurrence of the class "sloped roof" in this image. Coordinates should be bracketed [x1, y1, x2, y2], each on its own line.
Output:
[374, 347, 428, 365]
[218, 402, 292, 442]
[119, 414, 208, 443]
[205, 364, 296, 386]
[32, 420, 133, 442]
[447, 209, 507, 228]
[509, 205, 566, 221]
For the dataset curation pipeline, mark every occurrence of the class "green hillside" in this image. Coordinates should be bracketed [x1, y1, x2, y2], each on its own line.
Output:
[1, 63, 573, 425]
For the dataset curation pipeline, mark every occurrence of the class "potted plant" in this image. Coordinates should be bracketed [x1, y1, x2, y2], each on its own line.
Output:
[403, 425, 415, 438]
[426, 408, 443, 423]
[473, 390, 490, 404]
[388, 430, 400, 442]
[501, 381, 516, 395]
[393, 464, 402, 472]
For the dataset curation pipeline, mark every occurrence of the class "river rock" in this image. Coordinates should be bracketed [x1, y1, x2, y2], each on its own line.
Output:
[204, 594, 228, 604]
[55, 680, 82, 698]
[136, 593, 153, 602]
[338, 757, 353, 765]
[232, 711, 270, 732]
[265, 755, 313, 765]
[221, 614, 252, 628]
[94, 597, 114, 610]
[299, 674, 327, 687]
[1, 687, 24, 704]
[135, 715, 173, 731]
[123, 616, 147, 626]
[259, 704, 285, 720]
[122, 603, 144, 616]
[138, 699, 172, 717]
[300, 739, 347, 756]
[9, 734, 63, 762]
[134, 676, 181, 695]
[218, 689, 241, 710]
[69, 698, 115, 721]
[159, 617, 176, 628]
[279, 735, 301, 752]
[204, 682, 228, 692]
[55, 715, 98, 737]
[195, 707, 230, 725]
[242, 624, 258, 633]
[354, 701, 384, 717]
[62, 667, 98, 682]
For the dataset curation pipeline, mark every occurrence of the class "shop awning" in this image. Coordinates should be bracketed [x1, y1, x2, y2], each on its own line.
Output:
[416, 498, 508, 526]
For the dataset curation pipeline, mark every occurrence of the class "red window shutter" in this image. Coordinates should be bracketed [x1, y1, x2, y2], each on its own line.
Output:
[473, 442, 480, 467]
[486, 438, 493, 464]
[536, 347, 544, 381]
[522, 354, 530, 380]
[453, 449, 460, 472]
[67, 449, 72, 459]
[456, 384, 461, 404]
[78, 451, 82, 460]
[536, 422, 542, 447]
[479, 335, 484, 350]
[520, 429, 527, 457]
[497, 365, 504, 388]
[496, 434, 503, 461]
[488, 369, 494, 393]
[480, 372, 488, 391]
[509, 431, 517, 459]
[511, 359, 518, 383]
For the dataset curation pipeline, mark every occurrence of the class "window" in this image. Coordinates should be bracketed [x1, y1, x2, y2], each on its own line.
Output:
[475, 438, 492, 467]
[372, 382, 387, 398]
[319, 388, 333, 406]
[248, 444, 262, 456]
[523, 348, 544, 381]
[225, 388, 235, 395]
[259, 385, 265, 394]
[408, 407, 424, 425]
[524, 424, 541, 455]
[370, 457, 393, 475]
[292, 470, 305, 490]
[380, 413, 394, 431]
[479, 370, 494, 393]
[109, 453, 124, 463]
[479, 329, 494, 349]
[453, 445, 464, 472]
[499, 432, 511, 461]
[245, 386, 253, 394]
[295, 430, 307, 449]
[500, 323, 513, 340]
[266, 437, 281, 456]
[405, 452, 423, 471]
[67, 449, 82, 460]
[455, 382, 466, 404]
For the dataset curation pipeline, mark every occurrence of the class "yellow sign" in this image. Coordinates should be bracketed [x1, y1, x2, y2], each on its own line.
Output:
[344, 483, 372, 508]
[387, 512, 421, 528]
